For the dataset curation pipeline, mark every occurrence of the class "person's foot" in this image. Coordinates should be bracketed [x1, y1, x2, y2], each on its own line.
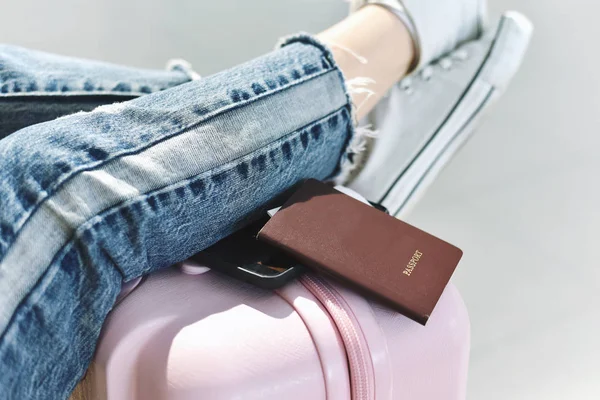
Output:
[349, 0, 487, 70]
[348, 12, 533, 217]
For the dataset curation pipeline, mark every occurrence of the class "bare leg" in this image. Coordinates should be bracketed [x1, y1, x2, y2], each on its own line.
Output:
[316, 5, 415, 120]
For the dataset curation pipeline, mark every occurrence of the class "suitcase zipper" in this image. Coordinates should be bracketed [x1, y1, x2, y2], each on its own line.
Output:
[300, 275, 375, 400]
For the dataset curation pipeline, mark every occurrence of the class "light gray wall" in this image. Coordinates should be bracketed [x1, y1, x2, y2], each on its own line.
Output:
[0, 0, 346, 74]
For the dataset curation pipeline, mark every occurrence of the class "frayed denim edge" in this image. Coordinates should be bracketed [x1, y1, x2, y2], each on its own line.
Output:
[276, 32, 366, 185]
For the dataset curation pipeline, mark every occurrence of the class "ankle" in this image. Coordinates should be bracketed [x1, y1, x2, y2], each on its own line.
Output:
[350, 1, 422, 72]
[316, 5, 415, 119]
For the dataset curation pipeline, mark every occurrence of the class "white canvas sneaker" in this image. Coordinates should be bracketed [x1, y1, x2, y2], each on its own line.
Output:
[349, 12, 533, 217]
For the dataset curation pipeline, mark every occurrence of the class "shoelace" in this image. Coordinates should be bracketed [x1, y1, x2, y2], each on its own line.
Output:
[399, 48, 470, 94]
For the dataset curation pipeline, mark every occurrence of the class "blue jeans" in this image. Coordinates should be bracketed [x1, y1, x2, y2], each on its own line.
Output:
[0, 35, 356, 399]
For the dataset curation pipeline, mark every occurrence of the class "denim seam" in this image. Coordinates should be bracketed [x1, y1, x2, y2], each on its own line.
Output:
[0, 66, 338, 266]
[0, 106, 350, 347]
[0, 75, 179, 96]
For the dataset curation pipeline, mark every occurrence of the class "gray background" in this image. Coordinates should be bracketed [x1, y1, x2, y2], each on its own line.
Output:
[2, 0, 599, 398]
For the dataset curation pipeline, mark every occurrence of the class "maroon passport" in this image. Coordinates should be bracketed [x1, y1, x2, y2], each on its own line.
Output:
[257, 179, 463, 325]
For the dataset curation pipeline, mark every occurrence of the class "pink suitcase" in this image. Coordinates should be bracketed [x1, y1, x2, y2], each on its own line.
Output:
[71, 260, 470, 400]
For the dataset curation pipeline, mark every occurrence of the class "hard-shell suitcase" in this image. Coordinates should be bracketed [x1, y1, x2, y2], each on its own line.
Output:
[71, 261, 469, 400]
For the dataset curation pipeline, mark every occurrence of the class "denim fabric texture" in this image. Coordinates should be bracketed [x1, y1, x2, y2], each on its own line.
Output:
[0, 45, 195, 138]
[0, 35, 355, 399]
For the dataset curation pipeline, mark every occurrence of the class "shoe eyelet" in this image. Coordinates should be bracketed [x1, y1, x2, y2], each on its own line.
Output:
[420, 66, 433, 81]
[439, 58, 453, 70]
[453, 49, 469, 61]
[399, 77, 413, 92]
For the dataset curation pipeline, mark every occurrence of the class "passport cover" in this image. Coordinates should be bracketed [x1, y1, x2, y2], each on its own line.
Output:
[257, 179, 463, 325]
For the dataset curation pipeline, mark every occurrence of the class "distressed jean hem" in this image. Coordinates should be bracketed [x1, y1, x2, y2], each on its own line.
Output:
[278, 33, 359, 184]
